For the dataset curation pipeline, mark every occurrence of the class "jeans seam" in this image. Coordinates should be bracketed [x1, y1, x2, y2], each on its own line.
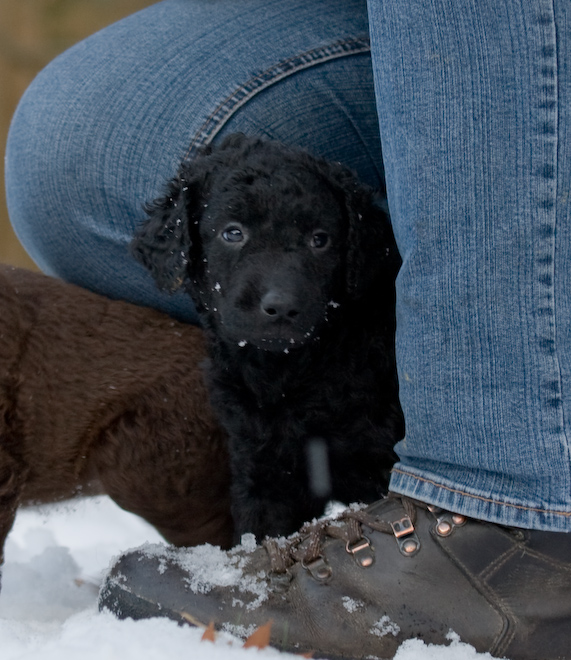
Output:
[392, 467, 571, 517]
[182, 35, 371, 161]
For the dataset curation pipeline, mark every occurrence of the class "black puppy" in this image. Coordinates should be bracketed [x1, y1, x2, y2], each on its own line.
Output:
[133, 134, 403, 540]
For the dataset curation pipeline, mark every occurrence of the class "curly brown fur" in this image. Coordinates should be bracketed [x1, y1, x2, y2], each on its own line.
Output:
[133, 134, 404, 541]
[0, 264, 233, 568]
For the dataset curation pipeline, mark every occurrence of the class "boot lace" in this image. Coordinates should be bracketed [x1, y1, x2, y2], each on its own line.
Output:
[262, 494, 419, 576]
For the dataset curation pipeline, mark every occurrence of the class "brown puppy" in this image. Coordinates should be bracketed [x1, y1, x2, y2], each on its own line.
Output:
[0, 264, 232, 567]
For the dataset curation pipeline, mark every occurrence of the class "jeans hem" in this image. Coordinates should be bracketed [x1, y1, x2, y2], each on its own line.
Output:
[183, 35, 371, 159]
[390, 466, 571, 532]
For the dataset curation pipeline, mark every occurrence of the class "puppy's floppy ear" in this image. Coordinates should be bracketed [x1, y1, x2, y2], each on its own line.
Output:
[131, 160, 210, 293]
[325, 166, 400, 297]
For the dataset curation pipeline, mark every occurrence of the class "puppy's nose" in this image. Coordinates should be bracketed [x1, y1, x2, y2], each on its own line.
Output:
[260, 290, 300, 320]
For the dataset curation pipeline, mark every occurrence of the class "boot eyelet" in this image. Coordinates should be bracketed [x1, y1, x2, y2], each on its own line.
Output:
[402, 538, 420, 555]
[432, 511, 467, 537]
[436, 520, 453, 537]
[346, 536, 375, 568]
[302, 556, 332, 581]
[390, 516, 421, 557]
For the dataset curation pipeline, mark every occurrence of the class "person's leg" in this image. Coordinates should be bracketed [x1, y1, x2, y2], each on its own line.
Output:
[369, 0, 571, 531]
[5, 0, 379, 322]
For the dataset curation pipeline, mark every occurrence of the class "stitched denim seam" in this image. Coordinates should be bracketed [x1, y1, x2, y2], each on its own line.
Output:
[392, 467, 571, 517]
[183, 35, 371, 161]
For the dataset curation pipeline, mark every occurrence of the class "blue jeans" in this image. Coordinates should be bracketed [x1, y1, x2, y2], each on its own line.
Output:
[5, 0, 571, 531]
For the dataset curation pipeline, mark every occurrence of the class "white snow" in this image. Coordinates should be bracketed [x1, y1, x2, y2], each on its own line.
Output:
[0, 496, 502, 660]
[370, 615, 401, 638]
[135, 537, 269, 609]
[342, 596, 365, 613]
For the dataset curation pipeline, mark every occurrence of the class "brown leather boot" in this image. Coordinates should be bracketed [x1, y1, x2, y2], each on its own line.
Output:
[99, 494, 571, 660]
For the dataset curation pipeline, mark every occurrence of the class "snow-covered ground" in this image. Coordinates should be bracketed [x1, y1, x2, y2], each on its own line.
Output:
[0, 496, 499, 660]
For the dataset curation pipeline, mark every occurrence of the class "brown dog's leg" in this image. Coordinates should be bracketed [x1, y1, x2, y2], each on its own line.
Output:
[91, 392, 233, 550]
[0, 447, 24, 567]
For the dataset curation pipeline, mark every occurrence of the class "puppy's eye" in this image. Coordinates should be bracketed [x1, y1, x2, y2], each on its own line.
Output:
[221, 226, 245, 243]
[310, 231, 330, 249]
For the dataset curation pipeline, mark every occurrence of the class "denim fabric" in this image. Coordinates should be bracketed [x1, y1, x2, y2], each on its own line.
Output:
[5, 0, 571, 530]
[5, 0, 380, 322]
[369, 0, 571, 530]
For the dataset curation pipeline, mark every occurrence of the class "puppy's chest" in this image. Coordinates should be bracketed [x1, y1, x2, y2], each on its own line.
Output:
[211, 366, 370, 449]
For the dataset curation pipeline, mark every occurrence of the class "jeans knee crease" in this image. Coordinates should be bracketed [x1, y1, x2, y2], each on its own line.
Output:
[183, 36, 371, 160]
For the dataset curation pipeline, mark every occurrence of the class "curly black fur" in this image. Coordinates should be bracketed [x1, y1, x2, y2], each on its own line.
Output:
[133, 133, 404, 540]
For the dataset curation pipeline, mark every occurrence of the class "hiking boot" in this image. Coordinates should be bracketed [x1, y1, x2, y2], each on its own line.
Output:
[99, 494, 571, 660]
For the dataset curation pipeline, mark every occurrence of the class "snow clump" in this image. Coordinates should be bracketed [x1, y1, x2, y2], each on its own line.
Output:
[139, 539, 269, 610]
